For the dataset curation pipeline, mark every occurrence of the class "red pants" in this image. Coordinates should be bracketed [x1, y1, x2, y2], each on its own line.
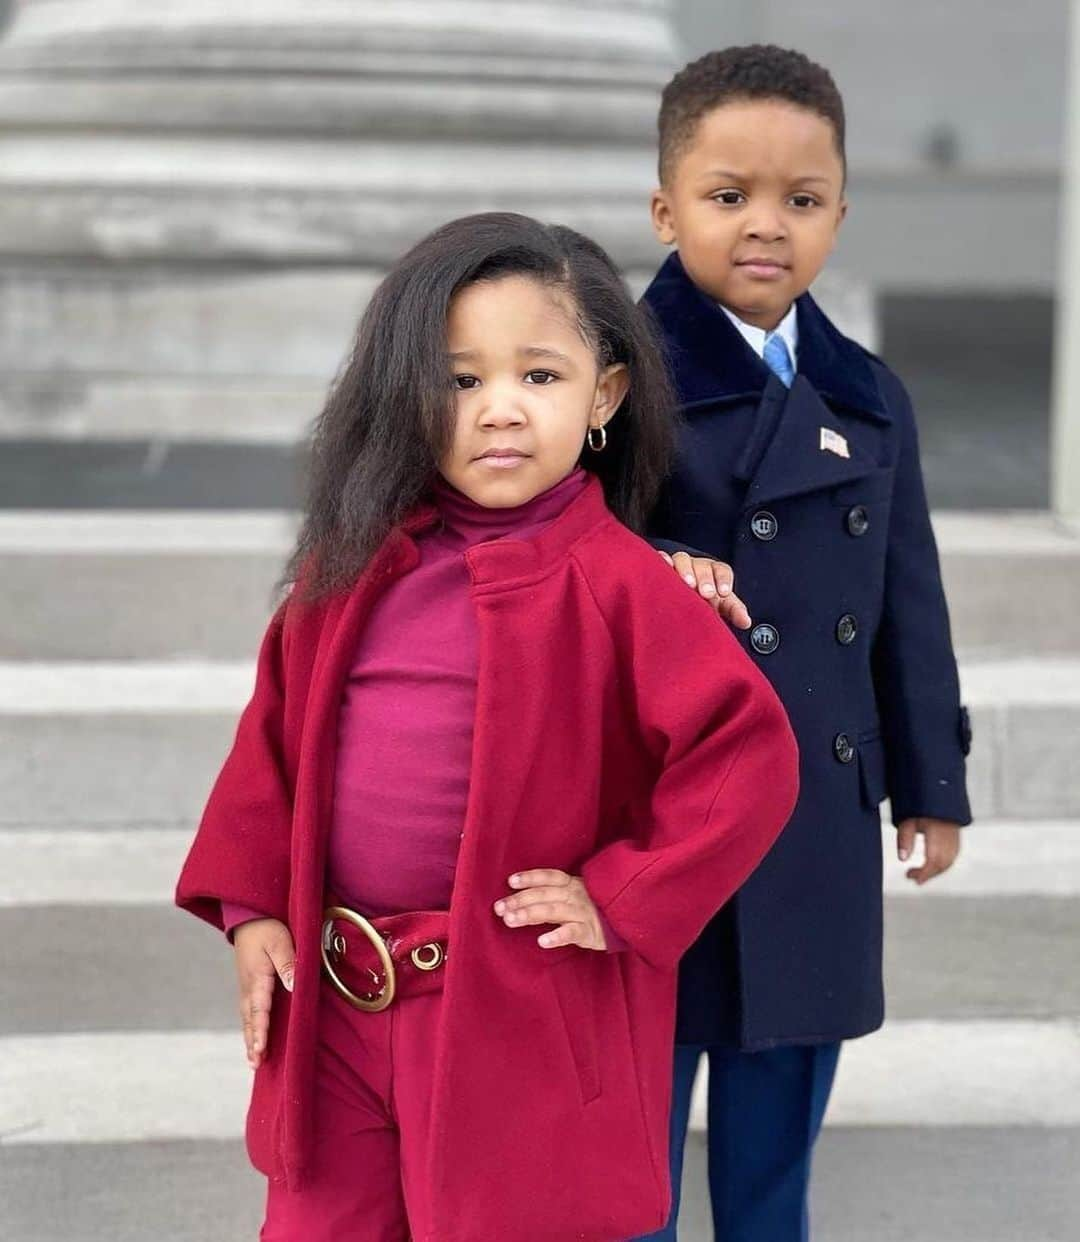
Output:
[261, 978, 441, 1240]
[261, 910, 447, 1241]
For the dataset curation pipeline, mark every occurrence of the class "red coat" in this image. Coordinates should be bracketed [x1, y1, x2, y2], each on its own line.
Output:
[176, 476, 798, 1242]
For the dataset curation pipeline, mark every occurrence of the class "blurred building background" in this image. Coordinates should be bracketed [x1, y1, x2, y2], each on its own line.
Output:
[1, 3, 1078, 1241]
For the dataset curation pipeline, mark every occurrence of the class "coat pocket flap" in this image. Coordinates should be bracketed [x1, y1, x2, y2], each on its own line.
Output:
[858, 734, 888, 808]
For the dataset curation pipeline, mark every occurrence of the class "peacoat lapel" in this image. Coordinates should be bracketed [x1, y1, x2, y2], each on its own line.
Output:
[641, 251, 893, 508]
[742, 374, 883, 507]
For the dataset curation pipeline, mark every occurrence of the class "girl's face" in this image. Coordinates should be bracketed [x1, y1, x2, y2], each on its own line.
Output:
[439, 275, 628, 508]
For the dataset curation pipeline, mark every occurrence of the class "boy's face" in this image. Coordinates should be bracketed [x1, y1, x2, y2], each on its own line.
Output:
[651, 99, 847, 331]
[439, 275, 627, 508]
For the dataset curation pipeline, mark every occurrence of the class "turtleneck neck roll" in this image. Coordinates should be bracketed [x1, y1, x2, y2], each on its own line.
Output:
[429, 466, 590, 548]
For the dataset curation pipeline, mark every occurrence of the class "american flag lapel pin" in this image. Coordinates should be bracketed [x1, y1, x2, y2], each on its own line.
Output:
[820, 427, 850, 459]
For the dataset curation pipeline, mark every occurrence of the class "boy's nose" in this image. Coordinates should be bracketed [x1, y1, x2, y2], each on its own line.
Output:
[744, 214, 787, 243]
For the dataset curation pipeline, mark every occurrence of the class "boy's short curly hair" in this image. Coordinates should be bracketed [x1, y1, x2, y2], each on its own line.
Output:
[658, 44, 846, 184]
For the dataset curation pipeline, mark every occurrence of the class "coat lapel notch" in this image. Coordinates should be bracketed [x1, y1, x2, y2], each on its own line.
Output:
[744, 376, 882, 508]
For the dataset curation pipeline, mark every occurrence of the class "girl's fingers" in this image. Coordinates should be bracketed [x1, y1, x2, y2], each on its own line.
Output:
[500, 899, 581, 928]
[507, 869, 570, 890]
[538, 922, 585, 949]
[719, 591, 752, 630]
[669, 551, 698, 589]
[494, 885, 571, 915]
[708, 561, 735, 597]
[241, 971, 276, 1066]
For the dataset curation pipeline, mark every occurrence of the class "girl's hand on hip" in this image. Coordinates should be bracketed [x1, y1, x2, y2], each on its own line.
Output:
[232, 917, 296, 1069]
[494, 869, 607, 950]
[658, 549, 752, 629]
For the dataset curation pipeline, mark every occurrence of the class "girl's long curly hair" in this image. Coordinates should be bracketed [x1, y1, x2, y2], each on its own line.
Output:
[283, 212, 676, 600]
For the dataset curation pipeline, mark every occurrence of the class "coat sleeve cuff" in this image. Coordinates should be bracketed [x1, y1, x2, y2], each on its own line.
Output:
[221, 901, 273, 943]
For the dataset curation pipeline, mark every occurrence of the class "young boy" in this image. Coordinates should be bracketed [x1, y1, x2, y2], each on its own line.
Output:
[637, 45, 973, 1241]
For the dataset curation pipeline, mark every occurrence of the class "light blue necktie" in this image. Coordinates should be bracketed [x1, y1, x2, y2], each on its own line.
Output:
[763, 332, 795, 388]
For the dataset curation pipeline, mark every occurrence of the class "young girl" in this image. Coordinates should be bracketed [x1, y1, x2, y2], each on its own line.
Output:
[176, 212, 798, 1242]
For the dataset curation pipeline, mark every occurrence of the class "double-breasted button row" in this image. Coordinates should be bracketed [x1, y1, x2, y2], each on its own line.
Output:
[750, 622, 780, 655]
[846, 505, 870, 537]
[833, 733, 855, 764]
[750, 510, 779, 541]
[836, 614, 858, 645]
[752, 616, 858, 654]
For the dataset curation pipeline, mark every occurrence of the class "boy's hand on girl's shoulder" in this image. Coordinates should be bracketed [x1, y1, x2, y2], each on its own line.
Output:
[494, 869, 607, 950]
[657, 549, 752, 630]
[233, 917, 296, 1069]
[896, 818, 962, 885]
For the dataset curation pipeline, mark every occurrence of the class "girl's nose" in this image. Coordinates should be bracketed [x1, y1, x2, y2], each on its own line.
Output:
[479, 395, 528, 429]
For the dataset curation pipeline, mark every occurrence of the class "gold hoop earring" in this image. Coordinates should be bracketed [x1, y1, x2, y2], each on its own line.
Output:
[587, 424, 607, 452]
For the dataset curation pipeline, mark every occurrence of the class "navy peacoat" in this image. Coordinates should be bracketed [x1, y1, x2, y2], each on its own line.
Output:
[643, 252, 972, 1048]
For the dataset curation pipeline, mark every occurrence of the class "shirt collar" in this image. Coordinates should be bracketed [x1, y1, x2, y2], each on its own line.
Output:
[720, 302, 799, 365]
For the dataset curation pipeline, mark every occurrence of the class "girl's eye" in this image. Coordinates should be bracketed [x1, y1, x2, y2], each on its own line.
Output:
[454, 374, 480, 390]
[789, 194, 819, 209]
[525, 370, 557, 385]
[712, 190, 746, 206]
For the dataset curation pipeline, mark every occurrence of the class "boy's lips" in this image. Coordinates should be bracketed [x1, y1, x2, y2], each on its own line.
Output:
[735, 258, 791, 280]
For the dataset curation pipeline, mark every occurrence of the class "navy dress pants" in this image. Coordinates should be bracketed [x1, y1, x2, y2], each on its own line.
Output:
[636, 1042, 841, 1241]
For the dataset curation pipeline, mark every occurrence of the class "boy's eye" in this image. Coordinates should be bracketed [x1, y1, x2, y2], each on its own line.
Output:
[525, 370, 558, 385]
[454, 374, 480, 390]
[711, 190, 746, 206]
[789, 194, 819, 208]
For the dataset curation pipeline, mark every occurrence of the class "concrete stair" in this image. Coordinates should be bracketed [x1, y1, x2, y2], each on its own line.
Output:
[2, 508, 1077, 659]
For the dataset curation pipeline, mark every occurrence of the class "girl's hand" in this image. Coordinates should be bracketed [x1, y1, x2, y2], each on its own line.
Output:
[658, 549, 752, 629]
[233, 917, 296, 1069]
[494, 869, 607, 950]
[896, 818, 962, 885]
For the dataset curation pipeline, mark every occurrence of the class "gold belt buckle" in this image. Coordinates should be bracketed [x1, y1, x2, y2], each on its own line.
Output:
[321, 906, 396, 1012]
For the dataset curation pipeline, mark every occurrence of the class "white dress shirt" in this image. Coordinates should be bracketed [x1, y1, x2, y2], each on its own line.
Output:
[720, 302, 799, 368]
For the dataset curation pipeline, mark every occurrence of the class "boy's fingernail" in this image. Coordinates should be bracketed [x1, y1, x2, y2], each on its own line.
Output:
[683, 574, 696, 586]
[899, 849, 910, 862]
[494, 900, 505, 915]
[718, 583, 731, 595]
[508, 874, 521, 886]
[702, 584, 717, 597]
[283, 972, 294, 992]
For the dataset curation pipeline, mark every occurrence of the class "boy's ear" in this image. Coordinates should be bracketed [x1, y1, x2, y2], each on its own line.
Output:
[650, 189, 677, 246]
[594, 362, 630, 423]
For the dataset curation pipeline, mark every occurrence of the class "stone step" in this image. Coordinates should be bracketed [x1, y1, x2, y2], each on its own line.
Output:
[0, 661, 247, 826]
[3, 1019, 1078, 1149]
[1, 822, 1077, 1039]
[2, 1129, 1076, 1242]
[5, 820, 1078, 908]
[2, 657, 1078, 824]
[1, 512, 295, 659]
[3, 890, 1077, 1039]
[2, 509, 1078, 659]
[934, 510, 1080, 658]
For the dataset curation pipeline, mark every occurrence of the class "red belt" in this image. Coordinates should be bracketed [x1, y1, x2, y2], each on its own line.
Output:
[320, 893, 450, 1012]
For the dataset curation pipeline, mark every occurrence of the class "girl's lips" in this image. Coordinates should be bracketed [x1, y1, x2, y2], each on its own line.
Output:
[476, 452, 530, 469]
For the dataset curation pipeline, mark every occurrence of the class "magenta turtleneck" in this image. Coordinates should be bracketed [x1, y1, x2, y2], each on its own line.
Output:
[325, 466, 591, 915]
